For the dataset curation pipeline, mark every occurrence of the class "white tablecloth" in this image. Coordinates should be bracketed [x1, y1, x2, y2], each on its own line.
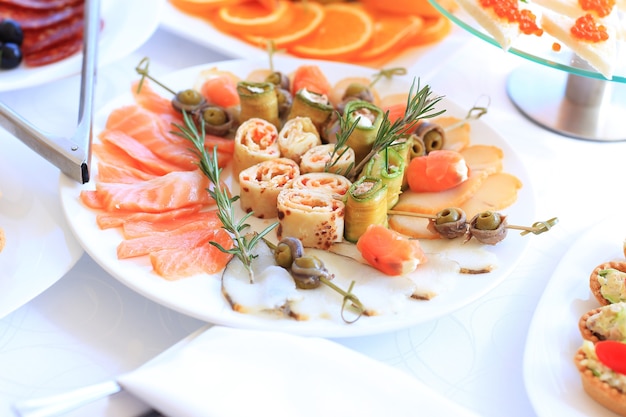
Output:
[1, 21, 625, 417]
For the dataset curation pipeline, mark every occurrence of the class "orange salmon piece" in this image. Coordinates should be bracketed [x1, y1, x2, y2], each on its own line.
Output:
[131, 80, 181, 119]
[95, 205, 205, 230]
[406, 149, 470, 193]
[150, 231, 234, 280]
[97, 161, 158, 184]
[99, 130, 189, 176]
[356, 224, 427, 275]
[122, 210, 222, 239]
[105, 105, 199, 171]
[94, 169, 212, 213]
[117, 225, 219, 259]
[200, 75, 240, 108]
[291, 65, 331, 96]
[92, 142, 145, 172]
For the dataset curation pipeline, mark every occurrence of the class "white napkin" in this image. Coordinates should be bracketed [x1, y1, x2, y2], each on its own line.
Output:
[118, 326, 481, 417]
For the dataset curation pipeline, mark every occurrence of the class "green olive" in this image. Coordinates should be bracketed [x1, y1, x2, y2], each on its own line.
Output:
[176, 89, 204, 106]
[436, 207, 463, 225]
[294, 256, 322, 270]
[424, 130, 444, 153]
[265, 71, 290, 90]
[274, 243, 294, 269]
[201, 106, 228, 126]
[474, 211, 502, 230]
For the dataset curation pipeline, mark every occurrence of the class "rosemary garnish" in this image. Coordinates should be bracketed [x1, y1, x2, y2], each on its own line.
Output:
[329, 78, 445, 181]
[172, 111, 278, 284]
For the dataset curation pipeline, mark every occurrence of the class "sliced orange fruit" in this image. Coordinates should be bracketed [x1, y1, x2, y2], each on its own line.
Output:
[210, 0, 294, 36]
[169, 0, 242, 15]
[288, 3, 374, 60]
[356, 10, 424, 61]
[242, 1, 325, 49]
[409, 15, 452, 46]
[359, 0, 456, 18]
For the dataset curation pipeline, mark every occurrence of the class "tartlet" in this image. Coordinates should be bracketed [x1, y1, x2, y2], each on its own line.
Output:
[590, 261, 626, 306]
[575, 342, 626, 417]
[579, 302, 626, 343]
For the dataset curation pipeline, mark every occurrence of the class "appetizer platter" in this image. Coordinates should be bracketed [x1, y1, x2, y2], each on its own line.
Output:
[59, 57, 538, 337]
[0, 131, 83, 319]
[0, 0, 163, 92]
[524, 217, 626, 417]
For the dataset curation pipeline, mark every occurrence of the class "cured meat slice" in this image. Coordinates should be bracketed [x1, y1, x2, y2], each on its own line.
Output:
[0, 3, 83, 29]
[23, 35, 82, 66]
[0, 0, 82, 10]
[21, 14, 83, 54]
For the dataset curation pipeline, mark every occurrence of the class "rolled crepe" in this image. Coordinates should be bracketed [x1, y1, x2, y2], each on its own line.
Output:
[277, 188, 345, 250]
[277, 116, 321, 164]
[290, 172, 352, 200]
[300, 144, 355, 176]
[239, 158, 300, 219]
[232, 118, 281, 177]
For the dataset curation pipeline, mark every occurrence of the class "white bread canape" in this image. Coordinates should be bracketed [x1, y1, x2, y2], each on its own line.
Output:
[540, 9, 619, 79]
[454, 0, 521, 50]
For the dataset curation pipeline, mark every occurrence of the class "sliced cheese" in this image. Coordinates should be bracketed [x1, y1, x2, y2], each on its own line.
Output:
[454, 0, 521, 50]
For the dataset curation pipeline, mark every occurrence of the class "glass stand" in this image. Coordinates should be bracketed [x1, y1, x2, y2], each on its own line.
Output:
[507, 62, 626, 141]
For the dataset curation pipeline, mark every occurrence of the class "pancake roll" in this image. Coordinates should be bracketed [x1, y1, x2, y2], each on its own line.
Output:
[290, 172, 352, 200]
[277, 116, 321, 164]
[232, 118, 281, 177]
[276, 188, 345, 250]
[299, 144, 355, 175]
[239, 158, 300, 219]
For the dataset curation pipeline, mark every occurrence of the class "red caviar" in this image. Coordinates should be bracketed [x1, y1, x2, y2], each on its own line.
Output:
[479, 0, 543, 36]
[579, 0, 615, 17]
[571, 13, 609, 42]
[552, 42, 561, 52]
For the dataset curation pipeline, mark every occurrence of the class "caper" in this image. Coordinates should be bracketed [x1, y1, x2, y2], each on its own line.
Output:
[436, 207, 463, 225]
[201, 106, 228, 126]
[474, 211, 501, 231]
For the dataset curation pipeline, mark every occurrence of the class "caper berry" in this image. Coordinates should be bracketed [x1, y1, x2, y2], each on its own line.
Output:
[474, 211, 501, 230]
[436, 207, 463, 225]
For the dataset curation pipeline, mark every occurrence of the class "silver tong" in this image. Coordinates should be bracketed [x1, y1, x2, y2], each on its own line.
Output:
[0, 0, 100, 184]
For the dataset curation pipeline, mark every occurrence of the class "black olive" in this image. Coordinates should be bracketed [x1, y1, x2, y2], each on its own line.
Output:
[0, 20, 23, 45]
[0, 42, 23, 70]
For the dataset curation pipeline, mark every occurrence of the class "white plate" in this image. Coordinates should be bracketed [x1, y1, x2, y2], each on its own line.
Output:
[0, 0, 164, 92]
[524, 217, 626, 417]
[0, 133, 84, 319]
[59, 57, 535, 337]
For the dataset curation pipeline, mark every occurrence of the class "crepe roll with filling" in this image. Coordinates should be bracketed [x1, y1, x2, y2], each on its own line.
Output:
[277, 116, 321, 164]
[239, 158, 300, 219]
[237, 81, 280, 128]
[277, 188, 345, 250]
[290, 172, 352, 200]
[300, 143, 355, 175]
[232, 117, 280, 177]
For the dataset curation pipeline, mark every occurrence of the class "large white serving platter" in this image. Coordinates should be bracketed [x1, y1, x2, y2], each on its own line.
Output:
[0, 132, 84, 319]
[524, 216, 626, 417]
[59, 57, 535, 338]
[0, 0, 164, 92]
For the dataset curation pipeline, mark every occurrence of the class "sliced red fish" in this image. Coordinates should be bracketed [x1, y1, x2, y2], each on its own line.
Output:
[121, 210, 222, 239]
[95, 205, 205, 230]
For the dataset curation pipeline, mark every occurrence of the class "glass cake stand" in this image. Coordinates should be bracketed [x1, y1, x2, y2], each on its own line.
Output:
[429, 0, 626, 142]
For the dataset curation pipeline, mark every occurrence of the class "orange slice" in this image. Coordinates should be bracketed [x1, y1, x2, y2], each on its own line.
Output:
[169, 0, 242, 15]
[356, 11, 424, 61]
[410, 15, 452, 46]
[288, 3, 374, 60]
[210, 0, 294, 36]
[242, 2, 325, 48]
[359, 0, 457, 18]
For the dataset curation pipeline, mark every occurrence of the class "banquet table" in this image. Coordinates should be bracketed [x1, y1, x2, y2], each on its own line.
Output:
[1, 18, 626, 417]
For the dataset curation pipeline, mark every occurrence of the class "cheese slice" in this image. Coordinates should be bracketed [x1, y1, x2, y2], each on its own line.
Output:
[540, 9, 618, 79]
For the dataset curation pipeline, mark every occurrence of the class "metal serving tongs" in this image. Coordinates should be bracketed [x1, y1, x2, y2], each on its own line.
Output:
[0, 0, 100, 184]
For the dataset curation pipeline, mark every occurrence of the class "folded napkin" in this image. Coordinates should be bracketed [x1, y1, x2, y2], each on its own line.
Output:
[118, 326, 480, 417]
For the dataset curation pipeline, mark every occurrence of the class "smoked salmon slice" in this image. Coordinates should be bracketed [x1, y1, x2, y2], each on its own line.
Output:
[131, 80, 182, 119]
[99, 129, 190, 176]
[88, 169, 213, 213]
[95, 205, 205, 230]
[150, 232, 234, 280]
[97, 161, 158, 184]
[121, 210, 222, 239]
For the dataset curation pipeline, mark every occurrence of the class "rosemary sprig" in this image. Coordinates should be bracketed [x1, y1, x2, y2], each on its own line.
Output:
[172, 111, 278, 284]
[329, 78, 445, 181]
